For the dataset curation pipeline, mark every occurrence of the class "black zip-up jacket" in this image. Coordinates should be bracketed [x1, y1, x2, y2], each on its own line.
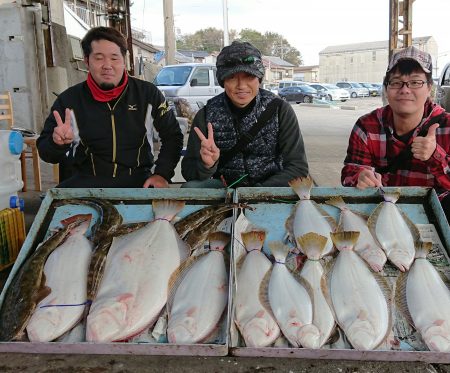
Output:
[37, 77, 183, 187]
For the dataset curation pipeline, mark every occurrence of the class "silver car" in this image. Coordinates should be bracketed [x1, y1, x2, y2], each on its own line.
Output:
[436, 62, 450, 111]
[309, 83, 350, 102]
[335, 81, 370, 98]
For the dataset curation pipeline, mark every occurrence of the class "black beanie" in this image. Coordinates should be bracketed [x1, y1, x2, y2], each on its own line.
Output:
[216, 41, 265, 87]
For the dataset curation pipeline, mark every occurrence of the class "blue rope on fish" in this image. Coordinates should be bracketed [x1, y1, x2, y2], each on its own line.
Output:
[274, 260, 286, 265]
[39, 300, 92, 308]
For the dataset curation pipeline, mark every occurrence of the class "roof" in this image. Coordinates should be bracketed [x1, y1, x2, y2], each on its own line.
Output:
[132, 38, 160, 53]
[262, 55, 295, 67]
[320, 36, 433, 55]
[177, 50, 210, 58]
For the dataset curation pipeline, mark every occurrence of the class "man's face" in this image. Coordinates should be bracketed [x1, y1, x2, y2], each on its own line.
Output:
[224, 72, 260, 108]
[386, 69, 431, 117]
[85, 39, 126, 89]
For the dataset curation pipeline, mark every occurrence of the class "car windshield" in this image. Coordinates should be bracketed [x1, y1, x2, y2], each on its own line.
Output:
[154, 66, 193, 86]
[323, 84, 339, 89]
[361, 83, 373, 88]
[301, 86, 317, 93]
[351, 82, 364, 88]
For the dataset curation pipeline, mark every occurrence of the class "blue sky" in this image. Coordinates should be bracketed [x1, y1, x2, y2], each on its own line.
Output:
[131, 0, 450, 74]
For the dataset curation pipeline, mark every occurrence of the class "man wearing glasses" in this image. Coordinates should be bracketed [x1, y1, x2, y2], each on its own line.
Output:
[341, 46, 450, 220]
[181, 41, 308, 188]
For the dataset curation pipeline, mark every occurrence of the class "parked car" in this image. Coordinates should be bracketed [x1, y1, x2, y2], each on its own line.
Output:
[278, 85, 318, 103]
[153, 63, 223, 108]
[436, 62, 450, 112]
[371, 83, 384, 96]
[308, 83, 350, 102]
[359, 82, 379, 96]
[335, 81, 370, 98]
[277, 80, 308, 90]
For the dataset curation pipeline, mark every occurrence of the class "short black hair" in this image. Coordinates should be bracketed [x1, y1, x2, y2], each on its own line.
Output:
[81, 26, 128, 58]
[383, 59, 433, 87]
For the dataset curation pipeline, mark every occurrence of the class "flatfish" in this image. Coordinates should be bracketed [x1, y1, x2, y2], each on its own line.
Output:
[234, 230, 280, 347]
[26, 214, 93, 342]
[265, 241, 320, 348]
[368, 190, 420, 272]
[395, 241, 450, 352]
[0, 214, 90, 341]
[326, 196, 386, 272]
[324, 231, 392, 351]
[286, 176, 336, 255]
[86, 199, 188, 342]
[297, 233, 335, 347]
[167, 231, 230, 344]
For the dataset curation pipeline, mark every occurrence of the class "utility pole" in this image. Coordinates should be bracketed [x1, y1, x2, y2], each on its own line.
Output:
[222, 0, 229, 47]
[389, 0, 414, 60]
[163, 0, 176, 65]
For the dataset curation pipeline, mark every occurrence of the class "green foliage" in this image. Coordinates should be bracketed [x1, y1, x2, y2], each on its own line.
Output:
[176, 28, 303, 66]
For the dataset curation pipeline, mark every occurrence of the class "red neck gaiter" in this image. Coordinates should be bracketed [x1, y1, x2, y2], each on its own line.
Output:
[86, 72, 128, 102]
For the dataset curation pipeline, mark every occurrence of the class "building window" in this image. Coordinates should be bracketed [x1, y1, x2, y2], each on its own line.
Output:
[350, 57, 354, 64]
[372, 51, 376, 61]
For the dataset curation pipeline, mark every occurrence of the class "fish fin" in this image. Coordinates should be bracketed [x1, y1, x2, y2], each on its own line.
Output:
[367, 202, 384, 240]
[393, 272, 415, 327]
[241, 230, 266, 252]
[296, 232, 328, 260]
[372, 271, 394, 349]
[208, 231, 231, 252]
[439, 271, 450, 292]
[288, 175, 313, 200]
[312, 201, 338, 231]
[330, 231, 360, 251]
[258, 267, 277, 321]
[166, 251, 206, 316]
[320, 262, 339, 323]
[284, 207, 296, 247]
[152, 199, 185, 221]
[113, 222, 149, 236]
[397, 208, 421, 242]
[36, 285, 52, 305]
[200, 309, 227, 344]
[325, 196, 346, 211]
[267, 241, 291, 262]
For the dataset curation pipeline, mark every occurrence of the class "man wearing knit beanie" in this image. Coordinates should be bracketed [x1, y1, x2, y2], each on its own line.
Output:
[181, 41, 308, 188]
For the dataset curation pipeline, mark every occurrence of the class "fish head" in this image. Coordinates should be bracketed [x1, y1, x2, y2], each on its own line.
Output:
[167, 316, 197, 344]
[86, 304, 127, 343]
[422, 323, 450, 352]
[297, 323, 321, 349]
[26, 308, 61, 342]
[346, 321, 377, 351]
[242, 317, 279, 347]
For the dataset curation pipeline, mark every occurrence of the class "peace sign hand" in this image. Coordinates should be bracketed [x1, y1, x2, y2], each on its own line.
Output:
[194, 122, 220, 169]
[52, 108, 74, 145]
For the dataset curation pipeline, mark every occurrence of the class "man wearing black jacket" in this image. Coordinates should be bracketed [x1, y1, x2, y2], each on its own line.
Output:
[37, 27, 182, 188]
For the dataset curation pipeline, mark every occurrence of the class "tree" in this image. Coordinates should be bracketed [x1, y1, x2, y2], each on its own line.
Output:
[176, 28, 303, 66]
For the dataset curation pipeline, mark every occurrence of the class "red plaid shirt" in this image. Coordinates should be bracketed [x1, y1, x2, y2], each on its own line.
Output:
[341, 100, 450, 199]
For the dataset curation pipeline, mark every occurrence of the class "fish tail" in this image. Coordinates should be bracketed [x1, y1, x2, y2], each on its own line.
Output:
[241, 230, 266, 252]
[414, 240, 432, 259]
[208, 231, 231, 251]
[152, 199, 185, 221]
[296, 232, 328, 260]
[382, 191, 400, 204]
[330, 231, 360, 252]
[267, 241, 291, 261]
[325, 196, 346, 211]
[288, 176, 313, 200]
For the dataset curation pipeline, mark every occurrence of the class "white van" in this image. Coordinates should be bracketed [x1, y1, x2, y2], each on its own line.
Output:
[153, 63, 224, 109]
[277, 80, 308, 90]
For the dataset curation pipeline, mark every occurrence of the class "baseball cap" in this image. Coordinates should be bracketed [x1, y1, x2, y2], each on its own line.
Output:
[216, 41, 265, 87]
[386, 46, 432, 73]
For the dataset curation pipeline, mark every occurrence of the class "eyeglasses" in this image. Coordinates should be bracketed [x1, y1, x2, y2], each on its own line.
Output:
[387, 80, 427, 89]
[222, 56, 261, 67]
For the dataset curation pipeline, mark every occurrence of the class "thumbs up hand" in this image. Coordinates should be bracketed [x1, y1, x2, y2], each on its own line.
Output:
[411, 123, 439, 161]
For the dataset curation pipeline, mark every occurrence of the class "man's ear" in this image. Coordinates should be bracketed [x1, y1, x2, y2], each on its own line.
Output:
[84, 56, 89, 68]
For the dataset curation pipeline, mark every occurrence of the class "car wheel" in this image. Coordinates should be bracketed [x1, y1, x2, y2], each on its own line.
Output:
[327, 95, 332, 101]
[341, 99, 347, 102]
[351, 92, 357, 98]
[303, 96, 312, 103]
